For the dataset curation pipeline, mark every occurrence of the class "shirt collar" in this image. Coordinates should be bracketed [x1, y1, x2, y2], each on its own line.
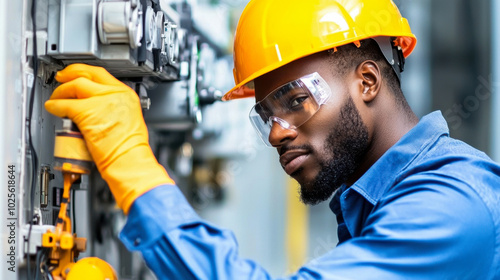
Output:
[332, 111, 450, 209]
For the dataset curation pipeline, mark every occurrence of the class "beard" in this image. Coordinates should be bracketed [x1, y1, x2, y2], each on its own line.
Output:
[299, 96, 369, 205]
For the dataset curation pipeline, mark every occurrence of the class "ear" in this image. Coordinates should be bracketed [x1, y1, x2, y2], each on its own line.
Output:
[355, 60, 382, 103]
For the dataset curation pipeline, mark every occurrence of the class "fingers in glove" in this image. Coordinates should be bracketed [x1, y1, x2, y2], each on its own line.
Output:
[44, 98, 85, 119]
[49, 77, 120, 100]
[56, 64, 124, 86]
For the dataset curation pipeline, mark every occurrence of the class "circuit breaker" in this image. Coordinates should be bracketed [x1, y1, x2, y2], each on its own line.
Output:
[0, 0, 227, 279]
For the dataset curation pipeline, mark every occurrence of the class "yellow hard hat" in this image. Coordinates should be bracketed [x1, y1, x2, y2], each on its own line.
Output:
[66, 257, 117, 280]
[222, 0, 417, 101]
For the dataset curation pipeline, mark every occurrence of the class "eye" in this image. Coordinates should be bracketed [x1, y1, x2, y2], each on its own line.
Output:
[290, 96, 308, 108]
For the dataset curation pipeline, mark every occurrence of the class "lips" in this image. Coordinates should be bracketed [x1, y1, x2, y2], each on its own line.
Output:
[279, 150, 309, 175]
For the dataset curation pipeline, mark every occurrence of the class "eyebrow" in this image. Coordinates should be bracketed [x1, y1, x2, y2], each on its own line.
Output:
[256, 80, 306, 117]
[255, 103, 272, 118]
[272, 82, 295, 100]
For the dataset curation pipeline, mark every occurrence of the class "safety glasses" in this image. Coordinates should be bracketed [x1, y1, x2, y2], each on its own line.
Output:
[249, 72, 331, 146]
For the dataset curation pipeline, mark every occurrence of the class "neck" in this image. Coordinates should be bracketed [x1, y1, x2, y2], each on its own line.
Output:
[346, 102, 418, 186]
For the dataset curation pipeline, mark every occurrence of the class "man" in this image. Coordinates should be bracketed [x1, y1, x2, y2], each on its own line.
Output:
[45, 0, 500, 279]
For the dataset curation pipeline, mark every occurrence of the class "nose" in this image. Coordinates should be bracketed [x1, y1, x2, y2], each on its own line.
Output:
[268, 120, 298, 147]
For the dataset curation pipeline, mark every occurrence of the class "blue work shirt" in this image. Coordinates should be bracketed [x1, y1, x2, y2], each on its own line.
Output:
[120, 111, 500, 279]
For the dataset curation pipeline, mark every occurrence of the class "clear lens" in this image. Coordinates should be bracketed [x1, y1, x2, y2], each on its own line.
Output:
[249, 72, 331, 146]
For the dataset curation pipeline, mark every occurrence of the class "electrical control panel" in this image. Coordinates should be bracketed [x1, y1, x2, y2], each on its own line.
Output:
[0, 0, 232, 279]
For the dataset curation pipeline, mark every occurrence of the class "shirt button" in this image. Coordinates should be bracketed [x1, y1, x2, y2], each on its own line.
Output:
[134, 238, 141, 246]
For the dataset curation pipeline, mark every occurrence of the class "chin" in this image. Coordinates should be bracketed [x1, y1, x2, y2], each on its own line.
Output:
[295, 163, 345, 205]
[291, 165, 319, 186]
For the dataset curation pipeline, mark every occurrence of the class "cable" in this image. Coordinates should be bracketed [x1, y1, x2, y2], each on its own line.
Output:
[72, 188, 76, 234]
[34, 247, 47, 280]
[27, 0, 39, 279]
[34, 249, 41, 280]
[42, 260, 52, 280]
[39, 248, 50, 280]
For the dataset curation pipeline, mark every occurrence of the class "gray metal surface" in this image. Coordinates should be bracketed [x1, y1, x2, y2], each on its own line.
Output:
[45, 0, 184, 81]
[48, 0, 99, 57]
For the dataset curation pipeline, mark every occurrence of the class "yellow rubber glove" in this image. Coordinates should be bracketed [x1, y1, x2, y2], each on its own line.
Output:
[45, 64, 175, 214]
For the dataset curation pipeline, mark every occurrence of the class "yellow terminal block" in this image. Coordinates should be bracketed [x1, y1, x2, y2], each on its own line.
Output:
[42, 231, 57, 247]
[60, 232, 74, 250]
[41, 118, 116, 280]
[42, 173, 86, 280]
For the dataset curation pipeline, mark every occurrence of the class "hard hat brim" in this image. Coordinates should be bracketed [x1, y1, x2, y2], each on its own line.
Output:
[223, 34, 416, 102]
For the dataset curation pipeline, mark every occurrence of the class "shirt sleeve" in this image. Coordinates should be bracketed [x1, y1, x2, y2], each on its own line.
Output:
[120, 173, 497, 280]
[119, 185, 274, 280]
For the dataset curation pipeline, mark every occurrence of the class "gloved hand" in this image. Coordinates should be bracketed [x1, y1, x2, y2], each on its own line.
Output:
[45, 64, 175, 214]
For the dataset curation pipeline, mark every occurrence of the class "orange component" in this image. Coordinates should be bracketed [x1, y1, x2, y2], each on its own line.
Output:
[393, 36, 414, 53]
[42, 118, 116, 279]
[60, 232, 74, 250]
[42, 173, 87, 280]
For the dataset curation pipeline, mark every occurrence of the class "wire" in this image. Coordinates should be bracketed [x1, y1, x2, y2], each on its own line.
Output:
[72, 188, 76, 234]
[27, 0, 39, 279]
[34, 249, 41, 280]
[42, 261, 52, 280]
[34, 247, 47, 280]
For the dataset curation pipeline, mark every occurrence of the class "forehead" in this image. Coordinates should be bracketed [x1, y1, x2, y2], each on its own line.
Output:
[254, 51, 333, 102]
